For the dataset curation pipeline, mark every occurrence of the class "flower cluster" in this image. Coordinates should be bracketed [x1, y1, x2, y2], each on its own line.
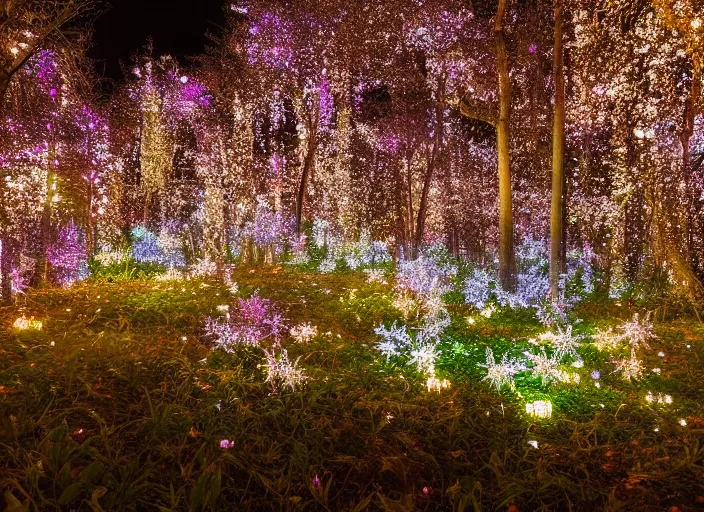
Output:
[248, 197, 295, 254]
[523, 349, 571, 386]
[396, 253, 456, 302]
[363, 268, 387, 284]
[131, 226, 186, 268]
[375, 308, 450, 375]
[464, 239, 595, 314]
[204, 295, 286, 351]
[290, 322, 317, 343]
[538, 325, 582, 362]
[592, 313, 656, 381]
[262, 348, 308, 392]
[47, 222, 89, 286]
[478, 348, 526, 391]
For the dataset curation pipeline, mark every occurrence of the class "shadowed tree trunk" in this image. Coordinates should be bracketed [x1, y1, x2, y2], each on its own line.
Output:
[0, 76, 8, 107]
[295, 110, 318, 235]
[413, 75, 446, 259]
[624, 115, 645, 282]
[35, 142, 58, 287]
[550, 0, 566, 298]
[1, 235, 14, 305]
[405, 148, 415, 258]
[495, 0, 516, 291]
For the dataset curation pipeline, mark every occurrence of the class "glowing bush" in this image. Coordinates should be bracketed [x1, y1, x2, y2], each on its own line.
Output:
[204, 295, 286, 351]
[48, 222, 88, 286]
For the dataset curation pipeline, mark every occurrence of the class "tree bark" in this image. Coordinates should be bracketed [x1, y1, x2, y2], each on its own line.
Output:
[35, 148, 56, 287]
[413, 77, 446, 258]
[1, 235, 16, 305]
[495, 0, 516, 291]
[0, 75, 9, 107]
[624, 117, 644, 282]
[406, 149, 415, 257]
[1, 75, 12, 303]
[295, 114, 318, 235]
[550, 0, 566, 298]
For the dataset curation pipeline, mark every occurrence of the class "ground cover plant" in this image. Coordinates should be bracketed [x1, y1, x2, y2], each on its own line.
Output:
[2, 0, 704, 510]
[1, 260, 703, 511]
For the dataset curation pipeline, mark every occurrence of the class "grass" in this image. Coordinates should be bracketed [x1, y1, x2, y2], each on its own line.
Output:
[1, 265, 704, 511]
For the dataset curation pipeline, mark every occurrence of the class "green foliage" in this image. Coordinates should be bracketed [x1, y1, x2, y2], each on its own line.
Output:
[1, 268, 703, 510]
[89, 258, 167, 282]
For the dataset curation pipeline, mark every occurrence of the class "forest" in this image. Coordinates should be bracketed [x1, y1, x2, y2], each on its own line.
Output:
[1, 0, 704, 510]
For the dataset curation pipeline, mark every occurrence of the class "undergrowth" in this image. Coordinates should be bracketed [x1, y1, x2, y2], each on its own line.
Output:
[1, 266, 703, 511]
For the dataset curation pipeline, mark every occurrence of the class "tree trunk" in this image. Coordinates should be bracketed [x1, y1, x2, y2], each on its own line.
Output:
[1, 235, 16, 305]
[413, 78, 446, 258]
[550, 0, 565, 299]
[681, 68, 700, 266]
[1, 75, 14, 302]
[86, 179, 95, 259]
[406, 149, 415, 258]
[296, 120, 317, 235]
[624, 118, 644, 282]
[414, 150, 435, 258]
[0, 75, 9, 108]
[495, 0, 516, 291]
[35, 155, 56, 287]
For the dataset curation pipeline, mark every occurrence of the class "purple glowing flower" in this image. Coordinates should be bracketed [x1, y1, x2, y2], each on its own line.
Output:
[204, 295, 287, 351]
[312, 475, 321, 489]
[48, 222, 88, 286]
[591, 370, 600, 380]
[529, 43, 538, 54]
[219, 439, 235, 449]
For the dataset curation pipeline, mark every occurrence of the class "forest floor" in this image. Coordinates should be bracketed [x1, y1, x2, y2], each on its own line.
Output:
[1, 266, 704, 511]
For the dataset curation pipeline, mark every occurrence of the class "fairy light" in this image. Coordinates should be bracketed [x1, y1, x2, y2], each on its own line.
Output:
[525, 400, 552, 418]
[13, 316, 43, 330]
[426, 375, 450, 393]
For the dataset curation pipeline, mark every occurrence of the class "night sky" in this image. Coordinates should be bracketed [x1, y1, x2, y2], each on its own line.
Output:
[89, 0, 226, 82]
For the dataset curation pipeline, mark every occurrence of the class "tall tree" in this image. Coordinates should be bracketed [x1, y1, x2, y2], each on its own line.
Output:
[550, 0, 566, 298]
[0, 0, 93, 106]
[495, 0, 516, 290]
[0, 0, 94, 303]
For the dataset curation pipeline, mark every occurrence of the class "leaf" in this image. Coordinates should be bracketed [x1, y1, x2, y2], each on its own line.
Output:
[79, 461, 105, 483]
[58, 482, 84, 506]
[3, 490, 29, 512]
[49, 421, 69, 442]
[86, 487, 107, 512]
[349, 493, 374, 512]
[377, 492, 414, 512]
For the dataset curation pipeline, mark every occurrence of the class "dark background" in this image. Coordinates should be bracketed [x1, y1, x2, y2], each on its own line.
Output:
[89, 0, 227, 82]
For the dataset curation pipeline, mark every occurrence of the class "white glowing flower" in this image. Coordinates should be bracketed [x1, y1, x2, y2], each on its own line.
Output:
[262, 348, 308, 392]
[612, 353, 644, 380]
[525, 400, 552, 418]
[426, 375, 450, 392]
[363, 268, 387, 284]
[523, 349, 568, 386]
[540, 325, 582, 361]
[478, 347, 526, 391]
[593, 327, 620, 351]
[619, 313, 656, 351]
[290, 322, 317, 343]
[13, 316, 42, 330]
[480, 305, 496, 318]
[318, 256, 336, 273]
[408, 342, 439, 375]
